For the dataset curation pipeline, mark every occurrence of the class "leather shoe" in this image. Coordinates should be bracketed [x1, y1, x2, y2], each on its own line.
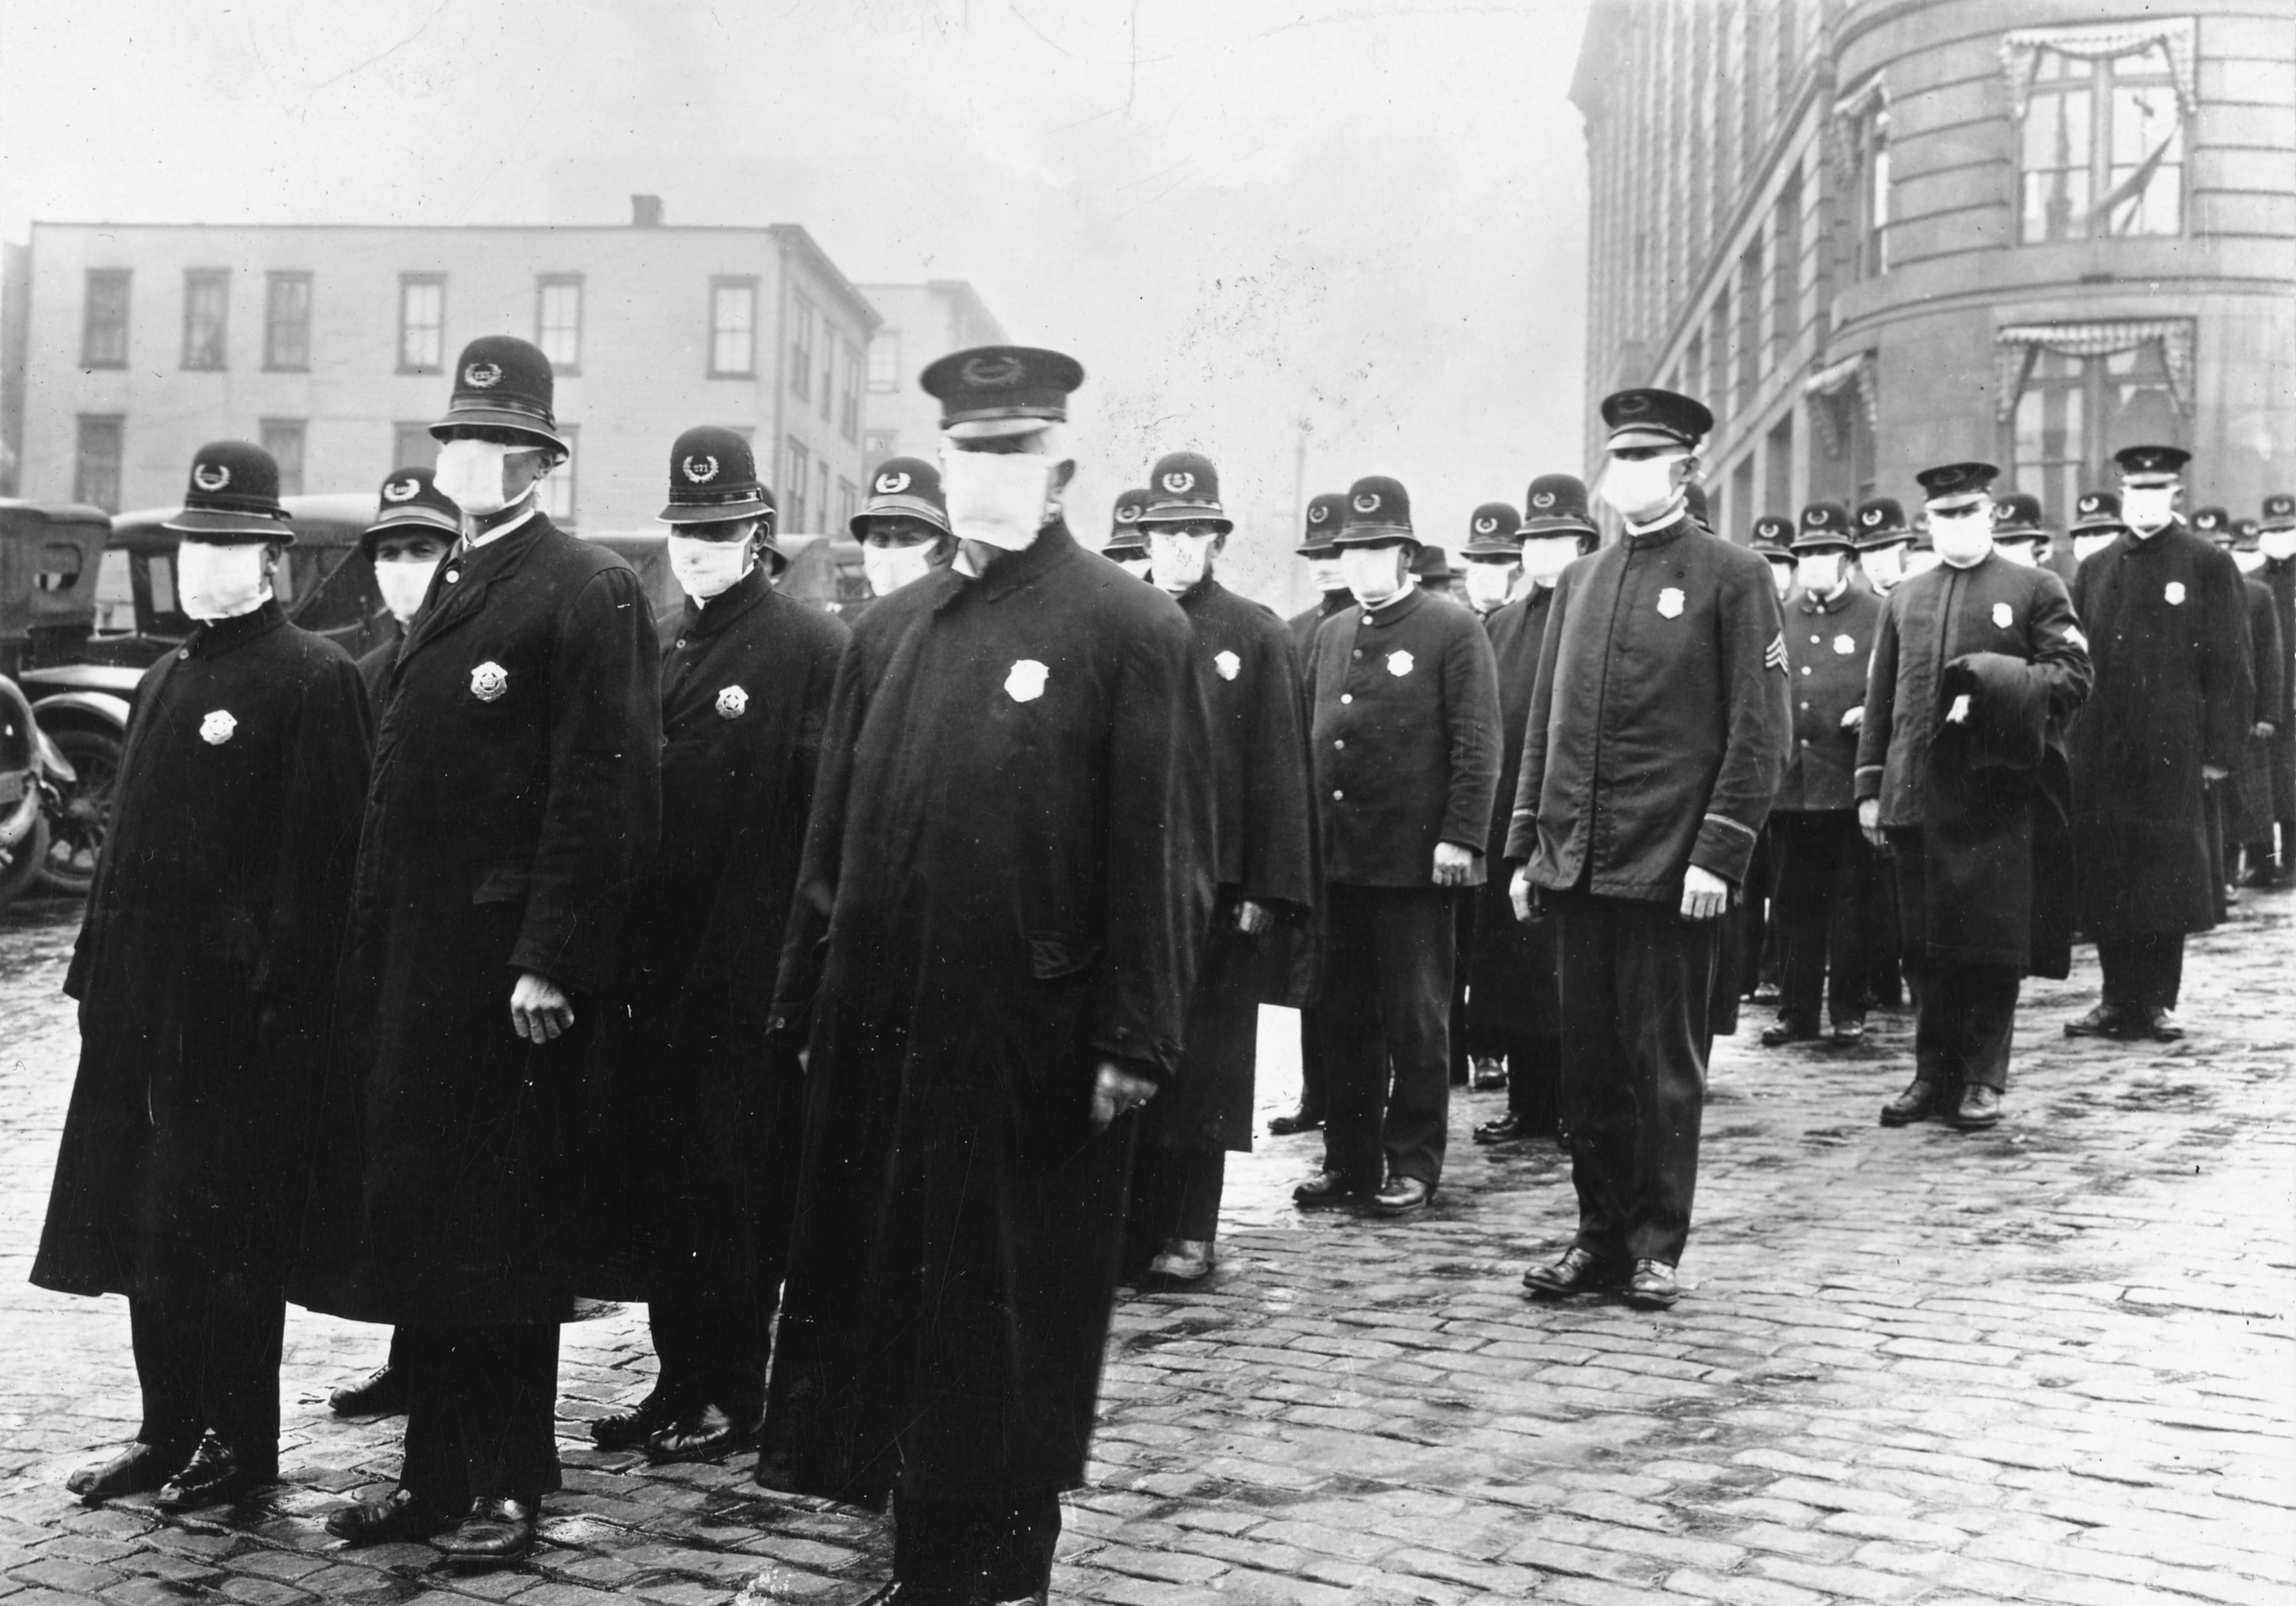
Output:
[1370, 1176, 1432, 1217]
[1291, 1170, 1362, 1208]
[1760, 1021, 1821, 1047]
[1622, 1259, 1681, 1309]
[66, 1441, 177, 1504]
[1146, 1237, 1215, 1283]
[327, 1487, 447, 1546]
[153, 1433, 273, 1514]
[1268, 1107, 1323, 1136]
[1473, 1112, 1537, 1145]
[1954, 1085, 2004, 1129]
[2063, 1003, 2131, 1039]
[328, 1363, 407, 1417]
[1468, 1056, 1508, 1091]
[434, 1496, 537, 1566]
[855, 1583, 1048, 1605]
[1879, 1079, 1942, 1127]
[591, 1387, 679, 1449]
[646, 1403, 759, 1464]
[1831, 1017, 1867, 1046]
[2135, 1008, 2185, 1042]
[1522, 1246, 1623, 1298]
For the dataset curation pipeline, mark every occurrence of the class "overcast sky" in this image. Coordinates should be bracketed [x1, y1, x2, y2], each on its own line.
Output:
[1, 0, 1593, 605]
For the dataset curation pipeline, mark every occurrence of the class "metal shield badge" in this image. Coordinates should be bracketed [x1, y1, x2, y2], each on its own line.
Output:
[470, 661, 510, 702]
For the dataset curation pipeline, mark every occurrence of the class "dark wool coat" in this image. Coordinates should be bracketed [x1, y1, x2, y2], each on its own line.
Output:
[355, 630, 400, 708]
[1854, 556, 2090, 974]
[756, 521, 1214, 1512]
[296, 514, 661, 1327]
[1507, 515, 1791, 900]
[582, 568, 847, 1298]
[2068, 525, 2253, 939]
[2260, 556, 2295, 818]
[2228, 576, 2284, 843]
[34, 603, 370, 1300]
[1467, 585, 1564, 1040]
[1287, 590, 1350, 664]
[1774, 583, 1883, 814]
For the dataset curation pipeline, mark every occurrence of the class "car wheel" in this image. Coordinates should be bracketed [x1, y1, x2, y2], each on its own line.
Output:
[38, 724, 121, 898]
[1, 812, 49, 912]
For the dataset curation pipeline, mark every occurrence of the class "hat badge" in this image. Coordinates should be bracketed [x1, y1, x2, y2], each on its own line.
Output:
[1114, 503, 1141, 524]
[1861, 508, 1881, 526]
[193, 463, 231, 492]
[1803, 509, 1821, 526]
[961, 353, 1026, 389]
[1474, 516, 1497, 534]
[1308, 504, 1329, 524]
[1352, 492, 1381, 514]
[875, 470, 911, 495]
[1616, 394, 1650, 416]
[383, 477, 421, 503]
[2081, 495, 2099, 513]
[682, 455, 720, 484]
[463, 360, 504, 389]
[1161, 470, 1195, 494]
[1532, 492, 1554, 509]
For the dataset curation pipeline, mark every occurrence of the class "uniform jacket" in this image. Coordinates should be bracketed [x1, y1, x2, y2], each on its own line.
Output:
[1854, 555, 2090, 974]
[1305, 585, 1501, 887]
[1507, 515, 1791, 900]
[1287, 590, 1350, 664]
[355, 627, 402, 708]
[2228, 576, 2284, 843]
[757, 520, 1214, 1511]
[297, 513, 662, 1327]
[34, 603, 370, 1299]
[2068, 524, 2253, 938]
[2260, 557, 2296, 818]
[1468, 585, 1564, 1039]
[1774, 583, 1883, 813]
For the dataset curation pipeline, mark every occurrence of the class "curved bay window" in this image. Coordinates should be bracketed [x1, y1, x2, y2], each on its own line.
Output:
[2005, 21, 2193, 244]
[1996, 321, 2192, 520]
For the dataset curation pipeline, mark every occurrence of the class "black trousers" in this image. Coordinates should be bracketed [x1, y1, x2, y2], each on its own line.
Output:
[1909, 961, 2020, 1092]
[894, 1490, 1061, 1597]
[1128, 1145, 1225, 1251]
[1474, 1031, 1561, 1131]
[130, 1287, 284, 1462]
[1294, 1002, 1333, 1120]
[397, 1323, 562, 1510]
[1771, 810, 1872, 1031]
[650, 1280, 772, 1421]
[1553, 890, 1716, 1267]
[1448, 896, 1475, 1085]
[1861, 843, 1906, 1006]
[2098, 934, 2186, 1014]
[1319, 884, 1456, 1190]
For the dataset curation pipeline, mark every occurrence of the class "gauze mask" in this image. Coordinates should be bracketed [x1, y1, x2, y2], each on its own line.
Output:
[1597, 454, 1683, 520]
[2233, 549, 2265, 575]
[667, 533, 754, 602]
[1340, 546, 1407, 608]
[1463, 561, 1517, 612]
[1795, 552, 1844, 596]
[863, 543, 936, 597]
[1114, 554, 1153, 581]
[374, 558, 441, 623]
[2072, 532, 2120, 563]
[1996, 540, 2040, 569]
[1309, 557, 1347, 594]
[1932, 510, 1993, 569]
[1769, 560, 1796, 599]
[1149, 531, 1218, 595]
[176, 541, 272, 621]
[2259, 530, 2296, 563]
[434, 438, 517, 518]
[1861, 544, 1905, 590]
[1520, 536, 1580, 588]
[2123, 486, 2175, 532]
[941, 450, 1052, 552]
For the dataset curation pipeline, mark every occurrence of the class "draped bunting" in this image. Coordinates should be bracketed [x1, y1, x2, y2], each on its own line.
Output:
[1803, 351, 1876, 458]
[2000, 19, 2197, 120]
[1829, 74, 1888, 187]
[1992, 320, 2195, 421]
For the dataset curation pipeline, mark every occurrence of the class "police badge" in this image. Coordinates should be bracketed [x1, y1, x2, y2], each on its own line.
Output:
[470, 661, 510, 702]
[1214, 650, 1241, 682]
[716, 685, 749, 719]
[199, 710, 237, 745]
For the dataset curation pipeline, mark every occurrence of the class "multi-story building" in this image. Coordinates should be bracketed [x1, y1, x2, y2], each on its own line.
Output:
[2, 199, 881, 533]
[857, 280, 1011, 472]
[1573, 0, 2295, 538]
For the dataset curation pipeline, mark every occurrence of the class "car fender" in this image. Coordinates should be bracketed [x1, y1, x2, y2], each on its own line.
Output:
[30, 689, 132, 740]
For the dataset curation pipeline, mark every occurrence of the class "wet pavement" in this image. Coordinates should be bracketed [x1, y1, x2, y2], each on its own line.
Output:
[0, 884, 2289, 1604]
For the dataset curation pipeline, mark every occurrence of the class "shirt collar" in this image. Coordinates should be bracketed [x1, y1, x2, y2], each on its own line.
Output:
[184, 597, 286, 657]
[466, 499, 541, 549]
[1623, 494, 1688, 537]
[1360, 586, 1426, 627]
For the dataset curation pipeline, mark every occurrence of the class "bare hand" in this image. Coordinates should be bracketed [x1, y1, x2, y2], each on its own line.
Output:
[1235, 899, 1273, 936]
[1839, 705, 1864, 730]
[2256, 722, 2278, 740]
[1509, 865, 1536, 925]
[1089, 1062, 1157, 1133]
[1432, 841, 1479, 888]
[1945, 693, 1973, 726]
[1680, 864, 1729, 922]
[2202, 763, 2231, 785]
[1858, 798, 1887, 851]
[511, 971, 574, 1043]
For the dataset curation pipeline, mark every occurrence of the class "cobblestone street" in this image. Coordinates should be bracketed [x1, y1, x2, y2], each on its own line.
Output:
[0, 888, 2288, 1605]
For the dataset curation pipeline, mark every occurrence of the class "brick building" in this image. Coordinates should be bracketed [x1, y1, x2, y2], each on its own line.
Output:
[1572, 0, 2296, 537]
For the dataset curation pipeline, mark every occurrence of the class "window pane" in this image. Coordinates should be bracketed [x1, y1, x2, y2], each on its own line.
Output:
[265, 273, 312, 370]
[183, 270, 229, 370]
[790, 300, 814, 397]
[392, 422, 440, 473]
[82, 270, 131, 367]
[537, 279, 582, 367]
[785, 438, 810, 528]
[538, 427, 577, 524]
[73, 415, 125, 511]
[400, 279, 444, 372]
[2107, 84, 2182, 236]
[260, 419, 307, 497]
[868, 331, 901, 392]
[820, 323, 836, 420]
[713, 283, 756, 375]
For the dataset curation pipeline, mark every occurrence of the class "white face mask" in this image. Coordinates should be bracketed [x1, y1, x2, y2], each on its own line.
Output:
[1148, 530, 1219, 594]
[1906, 547, 1943, 577]
[1930, 510, 1993, 569]
[176, 540, 272, 621]
[667, 531, 754, 602]
[1996, 539, 2040, 569]
[1463, 560, 1518, 612]
[1307, 556, 1346, 594]
[1795, 552, 1845, 596]
[2123, 485, 2176, 532]
[1597, 453, 1684, 522]
[1340, 545, 1408, 608]
[433, 438, 522, 518]
[2234, 549, 2266, 575]
[1520, 536, 1580, 587]
[1861, 544, 1905, 591]
[1768, 559, 1796, 599]
[374, 557, 441, 623]
[1112, 554, 1154, 581]
[2261, 530, 2296, 563]
[2072, 531, 2120, 563]
[863, 542, 937, 597]
[940, 449, 1054, 552]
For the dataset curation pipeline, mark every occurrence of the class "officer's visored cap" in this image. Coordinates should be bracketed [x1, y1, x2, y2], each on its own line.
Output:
[1139, 451, 1233, 533]
[1296, 491, 1348, 556]
[1334, 475, 1416, 546]
[164, 439, 296, 545]
[1790, 503, 1855, 553]
[1463, 502, 1523, 558]
[921, 345, 1084, 441]
[1519, 474, 1598, 541]
[850, 456, 949, 539]
[658, 425, 777, 530]
[1600, 387, 1713, 452]
[1991, 492, 2046, 538]
[2114, 444, 2190, 483]
[2260, 492, 2295, 531]
[363, 465, 460, 553]
[1915, 461, 1999, 513]
[431, 335, 568, 454]
[2070, 489, 2128, 533]
[1854, 497, 1910, 549]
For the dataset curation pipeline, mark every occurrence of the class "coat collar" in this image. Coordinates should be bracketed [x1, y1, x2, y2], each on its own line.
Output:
[1622, 513, 1693, 552]
[1359, 584, 1427, 628]
[679, 564, 771, 639]
[1319, 589, 1351, 618]
[1176, 575, 1223, 612]
[400, 513, 556, 661]
[1797, 584, 1858, 616]
[182, 597, 287, 660]
[943, 519, 1080, 608]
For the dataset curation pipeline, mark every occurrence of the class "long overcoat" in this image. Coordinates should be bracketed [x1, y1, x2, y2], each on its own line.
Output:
[34, 603, 370, 1300]
[2068, 525, 2251, 940]
[296, 514, 661, 1327]
[2259, 556, 2295, 817]
[2228, 576, 2284, 844]
[756, 521, 1213, 1512]
[1468, 584, 1563, 1039]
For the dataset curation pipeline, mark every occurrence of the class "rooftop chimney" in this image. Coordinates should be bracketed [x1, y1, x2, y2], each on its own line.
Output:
[631, 195, 663, 228]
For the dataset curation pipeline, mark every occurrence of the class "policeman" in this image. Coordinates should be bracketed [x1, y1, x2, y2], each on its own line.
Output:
[589, 427, 848, 1462]
[37, 442, 370, 1510]
[2254, 494, 2296, 884]
[1857, 463, 2090, 1129]
[1990, 492, 2055, 575]
[352, 466, 461, 708]
[1412, 541, 1459, 601]
[1750, 512, 1796, 600]
[852, 456, 953, 597]
[1762, 503, 1884, 1048]
[2067, 489, 2129, 566]
[1852, 497, 1918, 1011]
[2065, 445, 2253, 1042]
[1455, 500, 1525, 1093]
[1294, 475, 1501, 1216]
[1729, 514, 1799, 1013]
[2224, 518, 2284, 891]
[1471, 476, 1597, 1145]
[1125, 452, 1316, 1283]
[1906, 522, 1941, 580]
[1856, 499, 1914, 596]
[1104, 486, 1154, 580]
[1460, 502, 1525, 620]
[1509, 389, 1789, 1309]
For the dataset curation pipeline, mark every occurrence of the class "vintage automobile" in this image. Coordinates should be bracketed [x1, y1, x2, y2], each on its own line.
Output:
[1, 499, 112, 896]
[0, 671, 75, 912]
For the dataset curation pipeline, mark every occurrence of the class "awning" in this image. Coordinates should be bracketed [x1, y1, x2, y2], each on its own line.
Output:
[1993, 320, 2195, 420]
[2001, 19, 2196, 121]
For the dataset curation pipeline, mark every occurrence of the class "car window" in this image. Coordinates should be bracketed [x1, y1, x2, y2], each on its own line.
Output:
[93, 550, 135, 634]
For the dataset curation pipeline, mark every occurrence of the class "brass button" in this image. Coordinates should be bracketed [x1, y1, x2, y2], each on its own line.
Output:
[1332, 789, 1345, 801]
[446, 569, 461, 583]
[1340, 693, 1354, 704]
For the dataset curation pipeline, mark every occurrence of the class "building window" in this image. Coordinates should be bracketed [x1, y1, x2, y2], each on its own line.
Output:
[1707, 298, 1729, 412]
[264, 272, 313, 371]
[1998, 321, 2192, 520]
[1852, 101, 1890, 278]
[260, 419, 307, 497]
[391, 422, 440, 473]
[82, 270, 131, 368]
[840, 340, 862, 439]
[834, 477, 857, 532]
[1736, 247, 1763, 411]
[818, 323, 837, 420]
[785, 437, 810, 528]
[182, 268, 229, 370]
[868, 329, 901, 392]
[538, 426, 578, 525]
[789, 297, 815, 397]
[399, 276, 446, 373]
[2012, 31, 2187, 244]
[1684, 332, 1706, 411]
[74, 415, 125, 511]
[535, 276, 582, 370]
[710, 279, 757, 377]
[1764, 414, 1794, 520]
[814, 458, 831, 530]
[1771, 169, 1802, 362]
